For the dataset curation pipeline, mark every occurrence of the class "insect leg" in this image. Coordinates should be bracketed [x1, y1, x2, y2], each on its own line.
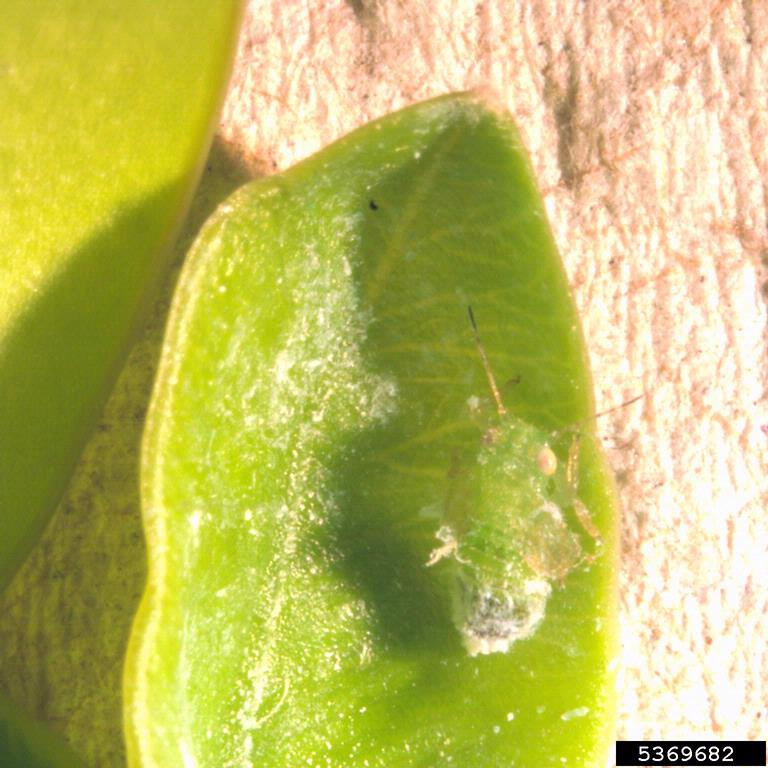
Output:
[566, 432, 602, 546]
[565, 430, 580, 491]
[573, 498, 601, 542]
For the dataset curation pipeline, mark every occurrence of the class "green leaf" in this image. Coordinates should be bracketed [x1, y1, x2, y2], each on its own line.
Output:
[0, 140, 257, 768]
[0, 0, 244, 589]
[127, 92, 618, 768]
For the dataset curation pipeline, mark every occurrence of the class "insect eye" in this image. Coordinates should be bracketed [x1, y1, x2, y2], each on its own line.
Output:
[537, 445, 557, 476]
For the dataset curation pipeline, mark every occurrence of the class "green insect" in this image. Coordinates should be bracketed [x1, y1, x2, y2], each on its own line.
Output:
[427, 308, 602, 656]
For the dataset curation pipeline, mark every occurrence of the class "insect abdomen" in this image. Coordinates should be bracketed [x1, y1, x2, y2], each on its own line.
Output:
[434, 419, 583, 655]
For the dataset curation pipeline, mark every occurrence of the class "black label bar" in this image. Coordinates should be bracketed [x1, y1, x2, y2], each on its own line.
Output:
[615, 741, 766, 767]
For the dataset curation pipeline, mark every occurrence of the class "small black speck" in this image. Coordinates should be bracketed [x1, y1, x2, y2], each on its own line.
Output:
[369, 200, 378, 210]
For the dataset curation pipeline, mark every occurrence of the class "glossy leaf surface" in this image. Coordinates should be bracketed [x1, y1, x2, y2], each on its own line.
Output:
[0, 0, 243, 588]
[127, 93, 618, 768]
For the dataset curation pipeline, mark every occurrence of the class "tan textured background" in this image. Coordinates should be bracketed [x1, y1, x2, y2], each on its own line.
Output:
[0, 1, 766, 765]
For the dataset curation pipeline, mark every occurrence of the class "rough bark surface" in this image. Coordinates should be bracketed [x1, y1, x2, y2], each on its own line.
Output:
[0, 1, 765, 765]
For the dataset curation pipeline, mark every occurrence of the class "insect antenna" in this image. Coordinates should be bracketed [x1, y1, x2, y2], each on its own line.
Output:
[562, 393, 643, 444]
[564, 393, 643, 488]
[467, 306, 507, 417]
[593, 394, 643, 420]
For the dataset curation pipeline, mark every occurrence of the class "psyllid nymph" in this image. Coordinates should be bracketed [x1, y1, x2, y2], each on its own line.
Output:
[427, 308, 602, 656]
